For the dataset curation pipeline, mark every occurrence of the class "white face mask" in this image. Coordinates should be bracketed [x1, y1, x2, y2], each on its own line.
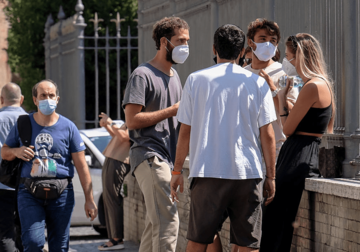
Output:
[282, 57, 297, 76]
[166, 38, 189, 64]
[251, 40, 277, 62]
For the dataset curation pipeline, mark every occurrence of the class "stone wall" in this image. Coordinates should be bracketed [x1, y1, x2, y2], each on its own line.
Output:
[123, 160, 235, 251]
[0, 0, 11, 91]
[292, 178, 360, 252]
[123, 163, 360, 251]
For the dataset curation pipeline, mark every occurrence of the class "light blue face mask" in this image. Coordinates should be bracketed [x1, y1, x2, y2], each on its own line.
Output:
[39, 99, 57, 115]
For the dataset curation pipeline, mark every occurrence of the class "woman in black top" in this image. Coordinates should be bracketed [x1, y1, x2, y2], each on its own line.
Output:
[260, 33, 335, 252]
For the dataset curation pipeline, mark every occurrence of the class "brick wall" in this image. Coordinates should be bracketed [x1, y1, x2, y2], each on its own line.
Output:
[123, 160, 234, 251]
[0, 0, 11, 90]
[124, 165, 360, 252]
[292, 179, 360, 252]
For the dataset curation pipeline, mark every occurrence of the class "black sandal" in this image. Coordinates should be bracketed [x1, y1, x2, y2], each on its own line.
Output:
[98, 239, 124, 250]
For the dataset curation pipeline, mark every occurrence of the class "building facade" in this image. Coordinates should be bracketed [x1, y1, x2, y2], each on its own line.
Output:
[0, 0, 11, 93]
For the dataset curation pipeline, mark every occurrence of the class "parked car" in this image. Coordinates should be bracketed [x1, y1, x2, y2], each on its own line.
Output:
[70, 120, 124, 235]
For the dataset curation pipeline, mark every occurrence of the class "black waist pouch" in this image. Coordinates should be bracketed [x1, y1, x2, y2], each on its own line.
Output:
[22, 178, 71, 200]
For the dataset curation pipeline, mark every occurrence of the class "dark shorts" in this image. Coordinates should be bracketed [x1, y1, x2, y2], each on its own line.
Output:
[187, 177, 262, 248]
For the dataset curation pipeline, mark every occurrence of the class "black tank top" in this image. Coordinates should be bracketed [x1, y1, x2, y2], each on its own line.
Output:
[295, 104, 332, 134]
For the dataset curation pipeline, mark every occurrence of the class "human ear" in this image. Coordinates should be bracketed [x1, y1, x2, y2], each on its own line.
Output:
[160, 37, 168, 50]
[248, 38, 256, 51]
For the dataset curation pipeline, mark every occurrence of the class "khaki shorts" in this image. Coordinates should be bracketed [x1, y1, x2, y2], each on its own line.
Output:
[187, 177, 263, 248]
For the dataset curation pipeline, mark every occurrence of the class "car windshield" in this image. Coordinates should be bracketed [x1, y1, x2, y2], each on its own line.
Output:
[88, 135, 112, 152]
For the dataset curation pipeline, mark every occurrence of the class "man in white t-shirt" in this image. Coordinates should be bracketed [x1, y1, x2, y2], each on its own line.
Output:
[244, 18, 298, 158]
[170, 24, 277, 252]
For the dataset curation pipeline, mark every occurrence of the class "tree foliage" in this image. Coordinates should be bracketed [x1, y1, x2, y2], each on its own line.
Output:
[7, 0, 138, 122]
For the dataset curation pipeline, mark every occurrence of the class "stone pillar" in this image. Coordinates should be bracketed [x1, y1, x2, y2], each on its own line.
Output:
[342, 1, 360, 178]
[137, 0, 144, 65]
[73, 0, 87, 129]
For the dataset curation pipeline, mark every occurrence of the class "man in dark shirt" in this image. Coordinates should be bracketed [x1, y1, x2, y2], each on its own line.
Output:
[123, 16, 190, 252]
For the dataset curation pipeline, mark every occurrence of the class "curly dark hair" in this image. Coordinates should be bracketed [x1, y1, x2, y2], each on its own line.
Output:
[246, 18, 281, 43]
[152, 17, 189, 50]
[214, 24, 245, 60]
[272, 48, 281, 62]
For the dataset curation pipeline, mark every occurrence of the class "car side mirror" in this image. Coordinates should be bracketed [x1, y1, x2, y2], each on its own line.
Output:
[85, 155, 92, 166]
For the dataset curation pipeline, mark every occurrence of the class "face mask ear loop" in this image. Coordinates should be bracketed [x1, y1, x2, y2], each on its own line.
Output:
[251, 40, 256, 52]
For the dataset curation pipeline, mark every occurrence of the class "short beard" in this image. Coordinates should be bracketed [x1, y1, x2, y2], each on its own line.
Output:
[166, 47, 177, 65]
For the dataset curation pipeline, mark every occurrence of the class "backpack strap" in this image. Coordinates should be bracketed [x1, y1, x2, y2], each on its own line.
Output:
[17, 115, 32, 147]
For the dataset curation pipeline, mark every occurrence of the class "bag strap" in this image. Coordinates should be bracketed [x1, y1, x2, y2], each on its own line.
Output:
[14, 115, 31, 229]
[17, 115, 32, 147]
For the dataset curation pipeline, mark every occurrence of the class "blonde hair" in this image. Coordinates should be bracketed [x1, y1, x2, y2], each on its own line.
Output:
[294, 33, 336, 133]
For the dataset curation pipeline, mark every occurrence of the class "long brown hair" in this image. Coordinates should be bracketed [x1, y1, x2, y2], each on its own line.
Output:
[290, 33, 336, 133]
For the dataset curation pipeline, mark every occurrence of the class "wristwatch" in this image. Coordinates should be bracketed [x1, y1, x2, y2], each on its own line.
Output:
[271, 88, 279, 98]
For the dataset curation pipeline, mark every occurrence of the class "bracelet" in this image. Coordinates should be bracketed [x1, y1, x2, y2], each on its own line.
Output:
[280, 113, 289, 117]
[265, 175, 276, 180]
[171, 170, 183, 175]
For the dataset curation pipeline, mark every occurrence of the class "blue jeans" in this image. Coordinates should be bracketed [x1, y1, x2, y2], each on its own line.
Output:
[17, 183, 75, 252]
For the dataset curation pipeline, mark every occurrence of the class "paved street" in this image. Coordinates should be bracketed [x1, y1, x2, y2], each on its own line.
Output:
[44, 227, 139, 252]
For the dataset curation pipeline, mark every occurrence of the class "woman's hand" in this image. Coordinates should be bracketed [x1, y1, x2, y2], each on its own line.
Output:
[99, 112, 112, 127]
[259, 69, 277, 91]
[278, 77, 293, 103]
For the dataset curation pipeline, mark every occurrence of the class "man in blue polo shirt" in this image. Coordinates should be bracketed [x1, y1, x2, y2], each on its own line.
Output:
[0, 83, 26, 252]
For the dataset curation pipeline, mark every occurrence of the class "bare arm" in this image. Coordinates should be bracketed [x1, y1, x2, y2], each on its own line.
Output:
[279, 82, 318, 136]
[259, 123, 276, 206]
[72, 151, 98, 221]
[111, 124, 130, 142]
[124, 102, 179, 130]
[170, 123, 191, 202]
[1, 143, 35, 161]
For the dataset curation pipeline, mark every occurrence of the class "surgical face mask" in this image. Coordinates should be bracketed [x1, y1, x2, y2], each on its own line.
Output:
[251, 40, 277, 62]
[38, 99, 57, 116]
[166, 38, 189, 64]
[282, 57, 297, 76]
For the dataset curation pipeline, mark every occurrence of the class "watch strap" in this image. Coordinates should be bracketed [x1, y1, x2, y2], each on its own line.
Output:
[171, 170, 183, 175]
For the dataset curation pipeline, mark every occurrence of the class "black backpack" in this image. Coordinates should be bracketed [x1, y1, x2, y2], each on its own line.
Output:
[0, 115, 32, 188]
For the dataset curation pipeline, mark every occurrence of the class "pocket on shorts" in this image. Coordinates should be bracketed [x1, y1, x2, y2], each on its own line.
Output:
[189, 177, 198, 191]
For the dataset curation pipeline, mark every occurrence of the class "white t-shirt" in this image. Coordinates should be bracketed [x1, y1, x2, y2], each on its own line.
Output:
[244, 62, 298, 154]
[177, 63, 277, 180]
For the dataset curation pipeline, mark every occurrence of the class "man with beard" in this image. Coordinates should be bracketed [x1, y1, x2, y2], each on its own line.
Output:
[123, 16, 189, 252]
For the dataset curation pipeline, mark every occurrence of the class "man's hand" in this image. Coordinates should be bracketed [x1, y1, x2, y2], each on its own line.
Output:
[15, 145, 35, 161]
[99, 112, 112, 127]
[170, 174, 184, 203]
[259, 69, 277, 91]
[263, 178, 276, 206]
[84, 200, 98, 221]
[170, 101, 180, 117]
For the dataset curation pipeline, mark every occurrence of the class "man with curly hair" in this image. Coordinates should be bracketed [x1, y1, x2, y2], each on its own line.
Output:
[244, 18, 298, 160]
[123, 16, 189, 252]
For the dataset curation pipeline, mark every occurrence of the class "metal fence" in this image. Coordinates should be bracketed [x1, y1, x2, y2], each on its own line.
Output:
[44, 0, 138, 129]
[137, 0, 360, 178]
